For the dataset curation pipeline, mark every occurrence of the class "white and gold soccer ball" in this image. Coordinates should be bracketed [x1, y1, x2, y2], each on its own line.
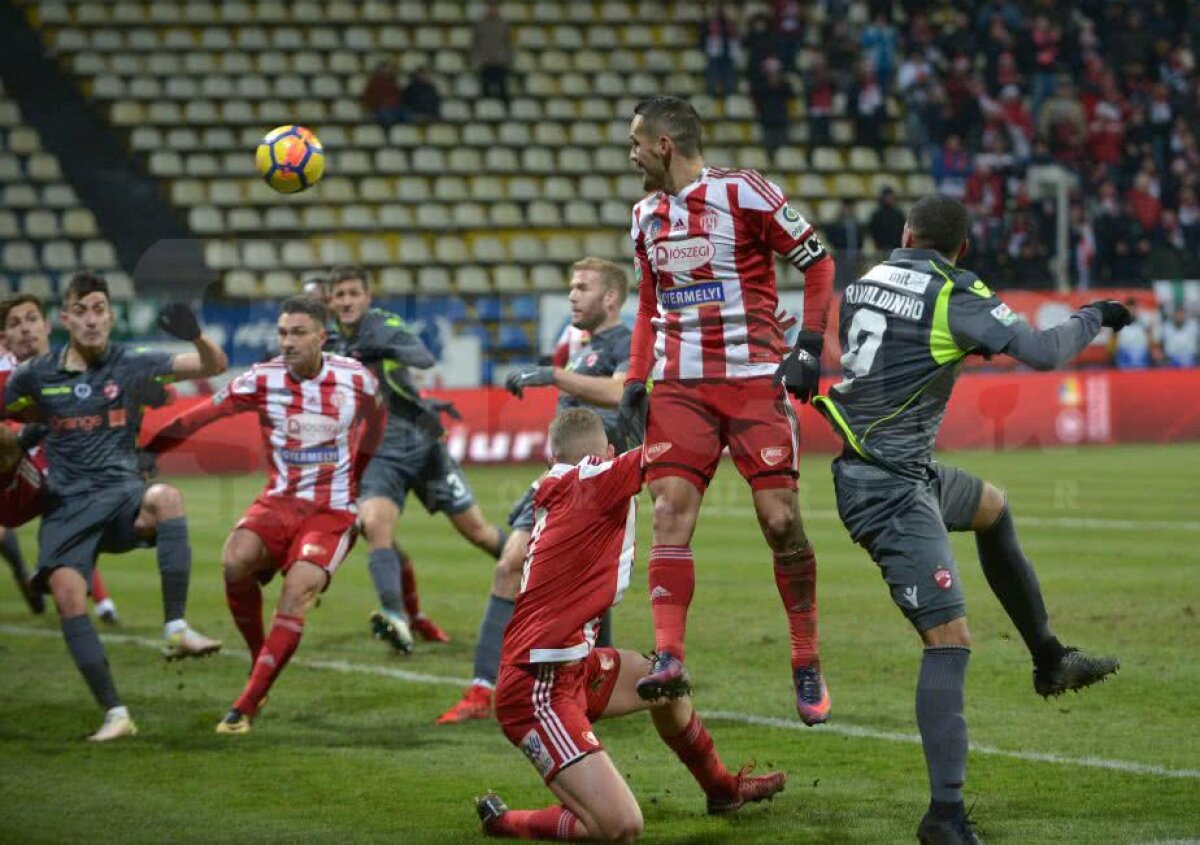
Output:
[255, 125, 325, 194]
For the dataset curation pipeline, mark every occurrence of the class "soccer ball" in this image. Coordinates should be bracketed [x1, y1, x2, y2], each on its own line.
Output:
[255, 125, 325, 194]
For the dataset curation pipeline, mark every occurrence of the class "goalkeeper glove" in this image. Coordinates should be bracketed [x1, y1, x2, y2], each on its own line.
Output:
[773, 330, 823, 403]
[616, 379, 648, 451]
[157, 302, 202, 342]
[1086, 300, 1134, 331]
[504, 366, 554, 399]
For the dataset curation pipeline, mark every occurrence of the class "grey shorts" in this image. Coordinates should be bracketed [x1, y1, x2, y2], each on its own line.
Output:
[832, 458, 983, 632]
[34, 479, 150, 594]
[360, 441, 475, 516]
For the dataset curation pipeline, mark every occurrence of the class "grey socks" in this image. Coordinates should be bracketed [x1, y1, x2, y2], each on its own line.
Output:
[916, 645, 970, 805]
[976, 507, 1063, 666]
[62, 614, 121, 710]
[472, 594, 515, 686]
[368, 547, 405, 615]
[155, 517, 191, 623]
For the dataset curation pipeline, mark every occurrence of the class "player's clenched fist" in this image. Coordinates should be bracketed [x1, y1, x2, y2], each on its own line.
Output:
[1086, 300, 1134, 331]
[773, 330, 823, 403]
[156, 302, 202, 342]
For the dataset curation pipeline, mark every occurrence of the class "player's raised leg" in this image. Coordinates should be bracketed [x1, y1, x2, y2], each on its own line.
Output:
[752, 486, 829, 725]
[961, 475, 1119, 697]
[598, 650, 787, 814]
[638, 475, 702, 701]
[222, 528, 272, 661]
[359, 495, 414, 654]
[447, 502, 508, 560]
[134, 482, 221, 659]
[219, 560, 324, 734]
[438, 529, 529, 724]
[48, 567, 136, 741]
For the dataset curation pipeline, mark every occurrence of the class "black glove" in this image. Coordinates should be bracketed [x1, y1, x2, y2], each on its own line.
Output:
[616, 380, 648, 450]
[125, 375, 171, 408]
[15, 423, 48, 451]
[157, 302, 202, 342]
[1086, 300, 1134, 331]
[773, 330, 823, 403]
[504, 366, 554, 399]
[424, 398, 462, 420]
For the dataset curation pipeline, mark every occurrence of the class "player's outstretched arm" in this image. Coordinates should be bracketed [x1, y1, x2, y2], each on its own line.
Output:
[157, 304, 229, 380]
[353, 314, 436, 369]
[551, 369, 625, 407]
[143, 399, 228, 454]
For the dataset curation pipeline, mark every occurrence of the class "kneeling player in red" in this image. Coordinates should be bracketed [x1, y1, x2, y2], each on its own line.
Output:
[147, 296, 384, 734]
[476, 409, 785, 840]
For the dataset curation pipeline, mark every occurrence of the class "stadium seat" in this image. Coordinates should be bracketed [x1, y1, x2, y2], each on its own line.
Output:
[241, 240, 278, 271]
[359, 238, 393, 265]
[2, 241, 36, 272]
[498, 323, 532, 351]
[458, 268, 493, 294]
[472, 235, 506, 261]
[378, 204, 413, 228]
[342, 205, 378, 229]
[396, 236, 431, 265]
[24, 209, 61, 240]
[0, 209, 18, 238]
[18, 273, 54, 298]
[379, 267, 414, 294]
[417, 267, 452, 293]
[509, 295, 538, 321]
[281, 240, 315, 268]
[227, 208, 264, 232]
[531, 264, 565, 290]
[63, 208, 99, 239]
[104, 271, 136, 301]
[262, 270, 297, 297]
[493, 265, 528, 292]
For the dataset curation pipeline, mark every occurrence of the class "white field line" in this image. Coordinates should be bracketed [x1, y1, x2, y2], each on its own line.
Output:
[2, 624, 1197, 780]
[704, 508, 1200, 532]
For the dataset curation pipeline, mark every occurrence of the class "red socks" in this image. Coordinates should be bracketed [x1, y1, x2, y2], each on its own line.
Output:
[661, 712, 737, 798]
[648, 545, 695, 660]
[397, 546, 421, 619]
[489, 806, 578, 840]
[234, 611, 304, 715]
[773, 547, 819, 669]
[91, 569, 110, 603]
[225, 576, 265, 660]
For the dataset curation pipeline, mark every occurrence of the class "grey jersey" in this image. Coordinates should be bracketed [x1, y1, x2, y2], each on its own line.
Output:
[4, 343, 174, 496]
[557, 323, 632, 445]
[815, 248, 1102, 474]
[331, 309, 436, 453]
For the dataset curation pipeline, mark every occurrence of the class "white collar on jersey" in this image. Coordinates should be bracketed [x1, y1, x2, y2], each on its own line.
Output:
[286, 353, 329, 383]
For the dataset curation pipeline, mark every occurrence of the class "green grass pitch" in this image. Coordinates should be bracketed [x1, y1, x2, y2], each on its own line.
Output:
[1, 444, 1198, 843]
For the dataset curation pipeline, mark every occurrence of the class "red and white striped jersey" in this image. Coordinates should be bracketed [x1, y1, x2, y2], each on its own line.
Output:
[550, 324, 589, 368]
[153, 354, 382, 512]
[501, 450, 641, 666]
[628, 167, 834, 382]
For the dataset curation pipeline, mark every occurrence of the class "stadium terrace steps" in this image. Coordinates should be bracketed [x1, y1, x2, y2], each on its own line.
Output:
[1, 0, 192, 296]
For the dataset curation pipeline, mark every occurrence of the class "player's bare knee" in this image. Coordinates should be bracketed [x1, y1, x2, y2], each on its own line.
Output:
[144, 483, 184, 519]
[921, 616, 971, 648]
[492, 557, 521, 598]
[973, 482, 1007, 532]
[651, 494, 694, 540]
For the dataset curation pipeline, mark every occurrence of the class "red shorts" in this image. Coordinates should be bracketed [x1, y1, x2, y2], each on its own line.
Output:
[495, 647, 622, 783]
[236, 495, 358, 582]
[642, 376, 799, 492]
[0, 457, 45, 528]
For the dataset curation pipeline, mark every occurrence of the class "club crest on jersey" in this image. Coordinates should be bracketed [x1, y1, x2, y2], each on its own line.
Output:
[774, 204, 811, 240]
[73, 383, 92, 399]
[647, 219, 664, 239]
[519, 730, 556, 778]
[700, 211, 719, 232]
[760, 446, 791, 466]
[644, 441, 673, 462]
[103, 382, 121, 400]
[933, 568, 954, 590]
[653, 237, 716, 274]
[585, 353, 598, 367]
[598, 652, 615, 671]
[330, 387, 352, 409]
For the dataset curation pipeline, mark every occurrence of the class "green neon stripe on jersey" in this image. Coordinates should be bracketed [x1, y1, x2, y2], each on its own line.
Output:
[6, 396, 33, 413]
[812, 395, 867, 458]
[381, 359, 418, 402]
[41, 386, 71, 395]
[928, 265, 966, 365]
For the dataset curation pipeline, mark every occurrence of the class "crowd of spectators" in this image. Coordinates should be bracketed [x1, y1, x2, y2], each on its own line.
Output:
[698, 0, 1200, 289]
